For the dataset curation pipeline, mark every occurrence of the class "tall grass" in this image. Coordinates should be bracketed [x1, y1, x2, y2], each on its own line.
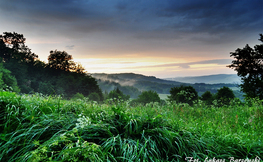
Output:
[0, 91, 262, 161]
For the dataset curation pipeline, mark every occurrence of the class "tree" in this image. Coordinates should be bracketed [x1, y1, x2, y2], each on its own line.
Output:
[0, 32, 38, 63]
[72, 93, 85, 100]
[215, 86, 235, 106]
[71, 62, 86, 74]
[169, 85, 198, 106]
[0, 32, 25, 51]
[0, 39, 11, 61]
[0, 60, 20, 92]
[38, 82, 55, 95]
[48, 50, 74, 71]
[88, 92, 101, 102]
[135, 90, 161, 105]
[228, 34, 263, 99]
[108, 87, 130, 101]
[201, 91, 214, 105]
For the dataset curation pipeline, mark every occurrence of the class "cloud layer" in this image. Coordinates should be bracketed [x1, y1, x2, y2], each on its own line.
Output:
[1, 0, 261, 39]
[0, 0, 262, 77]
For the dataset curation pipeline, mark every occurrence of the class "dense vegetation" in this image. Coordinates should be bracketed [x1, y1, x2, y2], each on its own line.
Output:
[133, 90, 161, 105]
[0, 32, 103, 99]
[0, 91, 262, 161]
[0, 61, 20, 92]
[1, 32, 262, 161]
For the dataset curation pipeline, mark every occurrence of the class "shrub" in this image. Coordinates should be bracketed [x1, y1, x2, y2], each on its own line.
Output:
[215, 86, 235, 106]
[88, 92, 101, 102]
[135, 90, 161, 105]
[201, 91, 214, 105]
[169, 85, 198, 106]
[108, 87, 130, 101]
[72, 92, 85, 100]
[0, 61, 20, 92]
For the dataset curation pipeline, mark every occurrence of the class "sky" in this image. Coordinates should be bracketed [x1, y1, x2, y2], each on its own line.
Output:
[0, 0, 262, 78]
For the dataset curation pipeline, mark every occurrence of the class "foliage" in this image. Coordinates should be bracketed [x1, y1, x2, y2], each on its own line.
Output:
[38, 81, 55, 95]
[94, 73, 244, 101]
[228, 34, 263, 99]
[215, 86, 235, 106]
[0, 61, 20, 92]
[0, 32, 38, 63]
[72, 93, 85, 100]
[108, 87, 130, 101]
[88, 92, 101, 102]
[135, 90, 161, 105]
[0, 32, 103, 99]
[200, 91, 214, 105]
[0, 91, 262, 161]
[169, 85, 198, 106]
[48, 50, 85, 73]
[48, 50, 74, 71]
[0, 39, 11, 62]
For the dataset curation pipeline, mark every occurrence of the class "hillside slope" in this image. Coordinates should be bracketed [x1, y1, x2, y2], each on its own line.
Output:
[91, 73, 243, 99]
[165, 74, 241, 84]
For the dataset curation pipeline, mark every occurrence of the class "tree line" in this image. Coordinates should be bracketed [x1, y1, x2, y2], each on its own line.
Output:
[104, 34, 263, 106]
[0, 32, 103, 100]
[1, 32, 262, 105]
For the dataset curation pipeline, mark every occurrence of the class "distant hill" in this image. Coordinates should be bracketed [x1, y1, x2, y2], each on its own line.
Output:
[91, 73, 243, 99]
[165, 74, 241, 84]
[91, 73, 182, 97]
[92, 73, 182, 85]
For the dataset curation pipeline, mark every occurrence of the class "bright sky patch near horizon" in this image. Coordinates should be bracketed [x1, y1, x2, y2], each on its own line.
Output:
[0, 0, 262, 78]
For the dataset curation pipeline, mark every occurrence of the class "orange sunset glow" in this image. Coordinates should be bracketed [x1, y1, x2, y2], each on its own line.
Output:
[0, 0, 262, 78]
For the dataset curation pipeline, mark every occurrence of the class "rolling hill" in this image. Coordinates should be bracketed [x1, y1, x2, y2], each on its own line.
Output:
[91, 73, 243, 99]
[165, 74, 241, 84]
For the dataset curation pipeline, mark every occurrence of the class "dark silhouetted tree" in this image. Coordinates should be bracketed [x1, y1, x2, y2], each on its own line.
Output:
[0, 32, 38, 63]
[71, 62, 86, 74]
[228, 34, 263, 99]
[0, 39, 11, 61]
[1, 32, 103, 98]
[48, 50, 74, 71]
[0, 32, 25, 51]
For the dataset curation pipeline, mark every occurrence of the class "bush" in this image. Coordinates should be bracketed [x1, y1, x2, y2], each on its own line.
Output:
[169, 85, 198, 106]
[72, 93, 85, 100]
[108, 87, 130, 101]
[135, 90, 161, 105]
[0, 61, 20, 92]
[88, 92, 101, 102]
[215, 86, 235, 106]
[38, 82, 55, 95]
[201, 91, 214, 105]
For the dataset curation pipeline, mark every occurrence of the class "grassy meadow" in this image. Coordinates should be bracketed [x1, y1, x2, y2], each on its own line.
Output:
[0, 91, 262, 161]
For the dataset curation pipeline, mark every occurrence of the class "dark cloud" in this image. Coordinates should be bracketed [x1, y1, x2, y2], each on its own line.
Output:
[158, 0, 263, 33]
[0, 0, 262, 61]
[0, 0, 261, 40]
[66, 45, 75, 50]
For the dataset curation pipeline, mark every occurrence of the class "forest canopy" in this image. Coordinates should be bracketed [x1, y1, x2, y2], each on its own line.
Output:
[0, 32, 103, 99]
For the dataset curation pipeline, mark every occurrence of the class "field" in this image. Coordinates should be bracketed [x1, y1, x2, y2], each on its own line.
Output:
[0, 91, 262, 161]
[158, 94, 170, 100]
